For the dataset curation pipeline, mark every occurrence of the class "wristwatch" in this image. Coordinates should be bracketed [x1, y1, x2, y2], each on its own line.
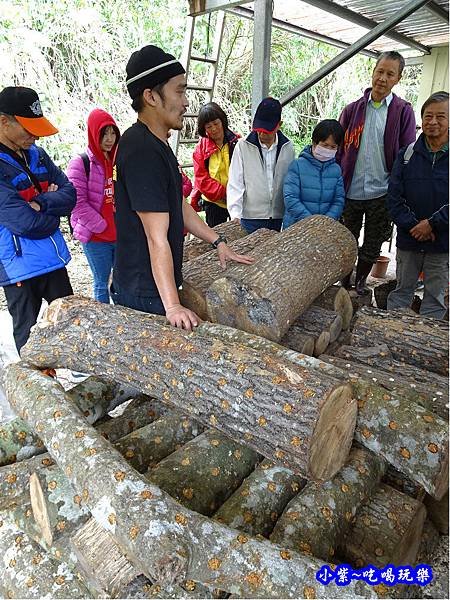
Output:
[211, 234, 227, 249]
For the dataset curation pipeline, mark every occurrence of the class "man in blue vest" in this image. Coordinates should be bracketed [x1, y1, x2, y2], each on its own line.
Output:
[387, 91, 449, 318]
[0, 86, 76, 352]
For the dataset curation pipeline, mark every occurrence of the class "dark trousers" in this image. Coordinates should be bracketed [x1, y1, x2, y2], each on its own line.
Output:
[240, 218, 283, 234]
[110, 283, 165, 316]
[342, 196, 392, 263]
[204, 202, 229, 228]
[3, 268, 73, 353]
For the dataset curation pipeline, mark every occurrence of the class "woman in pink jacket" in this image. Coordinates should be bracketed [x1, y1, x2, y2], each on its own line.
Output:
[67, 109, 120, 303]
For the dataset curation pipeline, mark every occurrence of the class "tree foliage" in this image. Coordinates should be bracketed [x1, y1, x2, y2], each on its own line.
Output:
[0, 1, 422, 168]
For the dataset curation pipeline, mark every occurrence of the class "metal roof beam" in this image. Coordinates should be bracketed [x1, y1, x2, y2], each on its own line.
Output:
[426, 1, 449, 22]
[188, 0, 248, 16]
[252, 0, 273, 113]
[280, 0, 432, 106]
[228, 5, 379, 58]
[298, 0, 431, 54]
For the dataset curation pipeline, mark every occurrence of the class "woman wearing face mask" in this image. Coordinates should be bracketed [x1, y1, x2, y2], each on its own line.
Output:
[67, 108, 120, 303]
[282, 119, 345, 230]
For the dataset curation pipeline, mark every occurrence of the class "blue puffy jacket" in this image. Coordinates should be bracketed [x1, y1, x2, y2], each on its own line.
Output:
[0, 144, 76, 286]
[387, 134, 448, 254]
[282, 145, 345, 229]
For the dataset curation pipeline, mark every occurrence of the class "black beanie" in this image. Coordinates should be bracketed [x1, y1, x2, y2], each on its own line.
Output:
[126, 45, 186, 99]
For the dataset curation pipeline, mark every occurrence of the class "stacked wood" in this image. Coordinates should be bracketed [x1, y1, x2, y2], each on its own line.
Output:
[322, 352, 448, 419]
[270, 448, 386, 562]
[21, 297, 356, 481]
[351, 306, 449, 377]
[383, 465, 426, 501]
[180, 228, 278, 320]
[281, 306, 342, 356]
[312, 285, 353, 330]
[0, 375, 129, 466]
[0, 514, 94, 598]
[183, 220, 247, 262]
[205, 215, 357, 341]
[338, 484, 427, 568]
[213, 459, 306, 538]
[147, 430, 260, 516]
[3, 363, 374, 599]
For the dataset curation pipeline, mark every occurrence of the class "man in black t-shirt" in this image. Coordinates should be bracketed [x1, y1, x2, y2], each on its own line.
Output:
[112, 45, 253, 330]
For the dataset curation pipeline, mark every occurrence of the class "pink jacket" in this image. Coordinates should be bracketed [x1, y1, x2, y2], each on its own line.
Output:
[67, 149, 108, 243]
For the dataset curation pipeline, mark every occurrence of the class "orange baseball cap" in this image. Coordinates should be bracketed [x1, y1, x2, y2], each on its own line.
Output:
[0, 86, 58, 136]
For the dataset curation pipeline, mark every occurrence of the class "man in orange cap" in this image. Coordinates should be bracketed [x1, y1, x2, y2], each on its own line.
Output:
[0, 86, 76, 353]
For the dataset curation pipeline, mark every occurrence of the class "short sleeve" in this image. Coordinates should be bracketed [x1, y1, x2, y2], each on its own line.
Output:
[119, 141, 171, 213]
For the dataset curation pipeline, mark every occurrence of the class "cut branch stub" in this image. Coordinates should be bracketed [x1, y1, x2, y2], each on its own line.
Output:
[22, 297, 356, 481]
[206, 215, 357, 341]
[183, 220, 247, 262]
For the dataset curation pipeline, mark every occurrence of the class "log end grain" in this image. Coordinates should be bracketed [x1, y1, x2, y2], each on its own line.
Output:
[309, 383, 356, 480]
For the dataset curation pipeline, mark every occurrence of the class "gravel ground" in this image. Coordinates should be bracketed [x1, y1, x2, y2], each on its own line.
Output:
[0, 226, 448, 599]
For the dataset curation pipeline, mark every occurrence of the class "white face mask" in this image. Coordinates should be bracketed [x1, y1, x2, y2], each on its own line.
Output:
[312, 145, 337, 162]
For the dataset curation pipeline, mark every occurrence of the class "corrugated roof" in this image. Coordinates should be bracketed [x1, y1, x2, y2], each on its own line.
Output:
[249, 0, 449, 53]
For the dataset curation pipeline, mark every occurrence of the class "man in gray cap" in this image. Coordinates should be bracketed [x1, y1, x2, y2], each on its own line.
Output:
[112, 45, 253, 330]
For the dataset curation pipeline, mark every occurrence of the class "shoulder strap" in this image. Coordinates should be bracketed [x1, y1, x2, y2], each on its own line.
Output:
[403, 142, 415, 164]
[80, 152, 90, 179]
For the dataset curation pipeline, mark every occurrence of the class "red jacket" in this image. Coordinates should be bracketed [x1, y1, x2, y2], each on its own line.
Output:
[191, 129, 239, 211]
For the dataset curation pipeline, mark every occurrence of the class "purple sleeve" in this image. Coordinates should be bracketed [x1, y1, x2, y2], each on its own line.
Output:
[399, 104, 417, 148]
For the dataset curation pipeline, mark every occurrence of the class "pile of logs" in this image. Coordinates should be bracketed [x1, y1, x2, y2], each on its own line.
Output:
[0, 215, 447, 599]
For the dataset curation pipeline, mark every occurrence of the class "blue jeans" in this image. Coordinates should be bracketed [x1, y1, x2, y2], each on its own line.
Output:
[82, 241, 115, 304]
[110, 282, 165, 315]
[240, 218, 282, 234]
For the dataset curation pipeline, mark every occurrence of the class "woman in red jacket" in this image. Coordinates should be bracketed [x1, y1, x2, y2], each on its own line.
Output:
[191, 102, 239, 227]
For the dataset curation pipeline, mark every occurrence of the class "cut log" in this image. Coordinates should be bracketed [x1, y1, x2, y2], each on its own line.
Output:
[417, 519, 440, 562]
[382, 465, 425, 501]
[71, 517, 140, 597]
[183, 220, 247, 262]
[300, 306, 343, 344]
[0, 375, 131, 466]
[0, 514, 94, 598]
[321, 353, 448, 420]
[339, 483, 427, 568]
[281, 321, 330, 357]
[312, 285, 353, 330]
[22, 297, 356, 481]
[213, 459, 306, 538]
[334, 344, 449, 418]
[0, 398, 170, 511]
[348, 288, 373, 313]
[115, 411, 204, 472]
[180, 229, 277, 320]
[147, 430, 260, 516]
[424, 491, 449, 534]
[351, 306, 449, 376]
[205, 215, 357, 341]
[3, 363, 375, 599]
[270, 448, 386, 562]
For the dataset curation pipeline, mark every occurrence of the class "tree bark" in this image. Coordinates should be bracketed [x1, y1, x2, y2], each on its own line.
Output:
[270, 448, 386, 563]
[351, 306, 449, 377]
[0, 396, 167, 511]
[0, 513, 94, 598]
[205, 215, 357, 342]
[339, 483, 427, 568]
[281, 306, 342, 357]
[22, 297, 356, 482]
[180, 229, 278, 320]
[279, 329, 316, 356]
[312, 286, 353, 330]
[183, 220, 247, 262]
[3, 364, 375, 599]
[147, 430, 260, 516]
[0, 375, 133, 466]
[333, 344, 448, 418]
[320, 353, 448, 420]
[213, 459, 306, 538]
[382, 465, 425, 501]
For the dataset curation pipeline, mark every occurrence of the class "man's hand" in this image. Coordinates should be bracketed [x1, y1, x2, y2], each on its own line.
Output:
[47, 183, 59, 192]
[232, 217, 241, 224]
[217, 242, 255, 270]
[165, 304, 201, 331]
[29, 200, 41, 211]
[410, 219, 435, 242]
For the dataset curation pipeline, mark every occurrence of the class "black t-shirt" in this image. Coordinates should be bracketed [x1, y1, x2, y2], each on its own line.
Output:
[113, 120, 184, 297]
